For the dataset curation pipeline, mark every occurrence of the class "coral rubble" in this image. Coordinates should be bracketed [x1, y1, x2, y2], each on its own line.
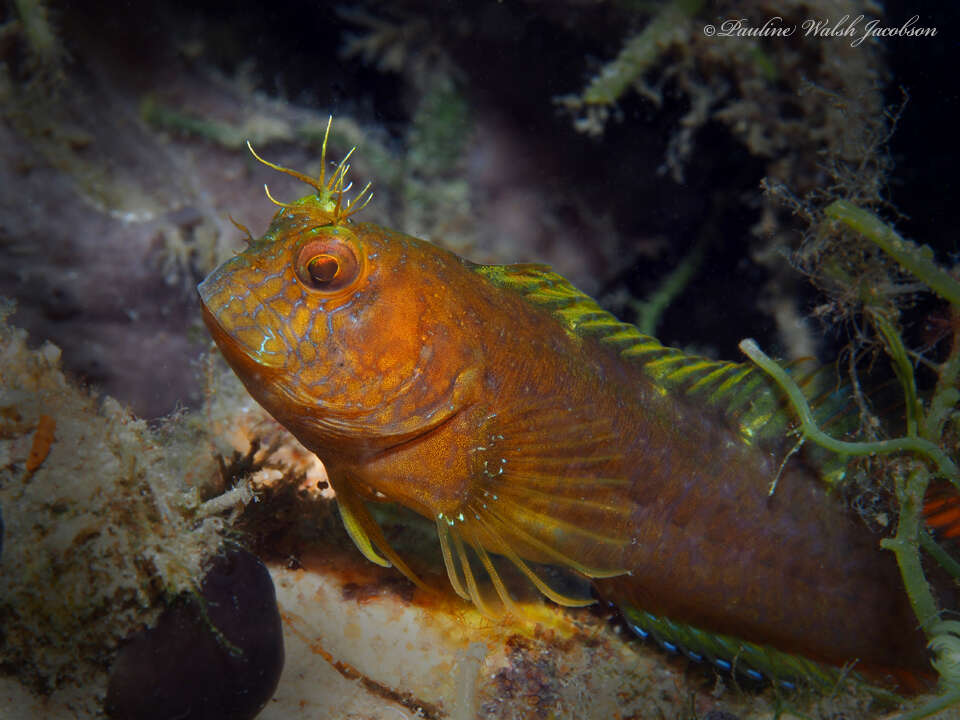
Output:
[0, 300, 231, 704]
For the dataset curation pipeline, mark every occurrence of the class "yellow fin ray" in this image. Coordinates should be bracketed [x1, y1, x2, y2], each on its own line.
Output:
[490, 543, 595, 608]
[436, 505, 595, 617]
[455, 403, 636, 583]
[331, 477, 432, 592]
[476, 262, 854, 457]
[437, 518, 524, 615]
[469, 507, 596, 607]
[471, 540, 521, 615]
[494, 478, 630, 513]
[439, 518, 519, 615]
[452, 527, 506, 617]
[472, 498, 628, 579]
[437, 519, 470, 601]
[337, 492, 391, 568]
[487, 486, 631, 549]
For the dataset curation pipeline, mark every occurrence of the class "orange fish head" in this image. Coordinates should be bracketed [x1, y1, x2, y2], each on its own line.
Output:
[198, 199, 481, 457]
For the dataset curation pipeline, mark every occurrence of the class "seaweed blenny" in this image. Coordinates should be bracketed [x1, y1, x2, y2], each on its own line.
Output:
[198, 120, 942, 694]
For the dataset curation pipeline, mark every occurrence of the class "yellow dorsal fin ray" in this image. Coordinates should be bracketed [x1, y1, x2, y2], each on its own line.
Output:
[475, 263, 850, 465]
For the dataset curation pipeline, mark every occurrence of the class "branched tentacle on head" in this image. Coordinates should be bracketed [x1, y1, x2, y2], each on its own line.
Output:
[246, 116, 373, 225]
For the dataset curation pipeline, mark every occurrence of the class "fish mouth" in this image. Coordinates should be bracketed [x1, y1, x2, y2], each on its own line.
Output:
[197, 257, 290, 370]
[198, 290, 287, 371]
[198, 296, 227, 344]
[196, 270, 227, 310]
[198, 295, 240, 360]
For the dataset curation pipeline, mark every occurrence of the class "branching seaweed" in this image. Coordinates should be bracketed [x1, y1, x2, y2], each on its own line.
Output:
[825, 201, 960, 308]
[739, 340, 957, 485]
[740, 201, 960, 717]
[556, 0, 705, 137]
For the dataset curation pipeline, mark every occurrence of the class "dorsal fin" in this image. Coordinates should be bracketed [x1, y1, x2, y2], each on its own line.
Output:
[475, 262, 852, 483]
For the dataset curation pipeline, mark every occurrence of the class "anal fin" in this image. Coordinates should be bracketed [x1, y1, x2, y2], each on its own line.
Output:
[616, 603, 858, 693]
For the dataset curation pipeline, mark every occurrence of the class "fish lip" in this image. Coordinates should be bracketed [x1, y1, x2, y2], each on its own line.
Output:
[196, 274, 213, 305]
[198, 292, 233, 354]
[197, 290, 288, 371]
[196, 269, 225, 307]
[197, 292, 223, 337]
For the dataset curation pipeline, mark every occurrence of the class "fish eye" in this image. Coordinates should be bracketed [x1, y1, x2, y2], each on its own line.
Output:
[295, 235, 363, 293]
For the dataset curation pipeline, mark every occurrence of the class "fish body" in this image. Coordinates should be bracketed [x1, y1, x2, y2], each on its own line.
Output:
[198, 143, 932, 690]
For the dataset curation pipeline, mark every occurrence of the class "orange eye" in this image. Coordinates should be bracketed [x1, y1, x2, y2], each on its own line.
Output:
[295, 236, 363, 293]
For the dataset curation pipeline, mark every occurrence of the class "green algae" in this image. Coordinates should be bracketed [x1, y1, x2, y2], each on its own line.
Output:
[579, 0, 704, 108]
[740, 201, 960, 717]
[825, 201, 960, 308]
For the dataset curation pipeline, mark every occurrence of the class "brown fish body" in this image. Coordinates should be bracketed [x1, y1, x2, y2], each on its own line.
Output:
[199, 177, 931, 689]
[336, 250, 922, 673]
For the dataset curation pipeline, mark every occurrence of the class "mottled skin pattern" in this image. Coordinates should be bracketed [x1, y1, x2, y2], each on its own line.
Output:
[199, 192, 931, 687]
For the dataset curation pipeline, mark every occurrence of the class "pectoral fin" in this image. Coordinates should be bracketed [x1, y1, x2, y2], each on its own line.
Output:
[432, 401, 637, 616]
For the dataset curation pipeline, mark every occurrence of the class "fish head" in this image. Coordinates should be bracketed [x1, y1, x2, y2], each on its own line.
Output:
[198, 197, 481, 457]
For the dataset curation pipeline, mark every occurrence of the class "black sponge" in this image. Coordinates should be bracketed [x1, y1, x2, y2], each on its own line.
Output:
[106, 547, 284, 719]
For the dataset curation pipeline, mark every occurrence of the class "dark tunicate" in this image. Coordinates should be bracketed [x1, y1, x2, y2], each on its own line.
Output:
[106, 547, 284, 720]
